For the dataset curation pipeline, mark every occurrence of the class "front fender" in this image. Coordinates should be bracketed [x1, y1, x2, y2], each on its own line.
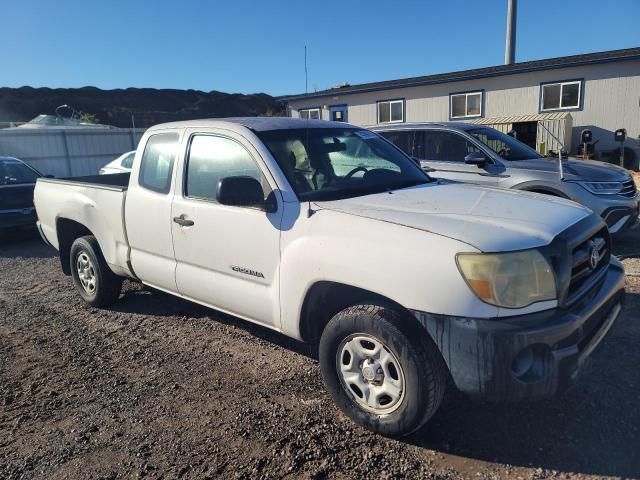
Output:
[278, 209, 497, 339]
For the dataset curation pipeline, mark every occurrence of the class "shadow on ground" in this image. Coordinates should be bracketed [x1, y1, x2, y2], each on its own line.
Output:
[115, 283, 316, 359]
[109, 282, 640, 478]
[0, 231, 55, 259]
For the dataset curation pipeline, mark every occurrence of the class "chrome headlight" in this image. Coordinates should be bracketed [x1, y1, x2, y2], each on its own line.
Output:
[456, 250, 557, 309]
[575, 181, 625, 195]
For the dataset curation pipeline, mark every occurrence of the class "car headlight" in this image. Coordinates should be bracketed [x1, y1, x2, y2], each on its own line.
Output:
[456, 250, 557, 309]
[575, 181, 624, 195]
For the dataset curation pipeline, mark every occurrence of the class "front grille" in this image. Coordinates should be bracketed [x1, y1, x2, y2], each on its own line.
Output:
[567, 228, 610, 303]
[620, 178, 637, 198]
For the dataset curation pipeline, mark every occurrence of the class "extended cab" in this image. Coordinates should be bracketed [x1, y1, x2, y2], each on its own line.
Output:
[34, 118, 625, 436]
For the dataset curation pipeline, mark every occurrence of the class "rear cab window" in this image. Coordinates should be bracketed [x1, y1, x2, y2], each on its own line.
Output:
[139, 133, 179, 193]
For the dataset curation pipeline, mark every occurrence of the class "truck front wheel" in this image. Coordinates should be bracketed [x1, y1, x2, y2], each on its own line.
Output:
[70, 236, 122, 307]
[319, 303, 446, 437]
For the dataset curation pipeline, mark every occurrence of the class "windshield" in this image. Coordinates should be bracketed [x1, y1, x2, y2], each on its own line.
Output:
[256, 128, 431, 201]
[468, 128, 542, 161]
[0, 159, 39, 185]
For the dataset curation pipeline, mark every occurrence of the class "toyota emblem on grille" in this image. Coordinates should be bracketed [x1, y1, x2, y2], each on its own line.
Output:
[588, 241, 600, 270]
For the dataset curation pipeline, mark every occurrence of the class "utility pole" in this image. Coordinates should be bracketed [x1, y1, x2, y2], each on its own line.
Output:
[505, 0, 517, 64]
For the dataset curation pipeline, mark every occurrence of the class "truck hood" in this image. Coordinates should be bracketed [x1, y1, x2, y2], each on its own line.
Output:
[315, 182, 592, 252]
[506, 157, 630, 182]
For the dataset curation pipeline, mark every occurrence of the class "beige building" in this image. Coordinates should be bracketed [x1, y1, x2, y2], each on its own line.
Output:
[283, 48, 640, 166]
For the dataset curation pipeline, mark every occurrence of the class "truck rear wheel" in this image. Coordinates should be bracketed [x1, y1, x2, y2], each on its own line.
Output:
[70, 236, 122, 307]
[319, 303, 446, 437]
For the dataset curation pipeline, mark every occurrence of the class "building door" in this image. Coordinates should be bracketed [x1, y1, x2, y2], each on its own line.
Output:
[329, 105, 348, 122]
[511, 121, 538, 149]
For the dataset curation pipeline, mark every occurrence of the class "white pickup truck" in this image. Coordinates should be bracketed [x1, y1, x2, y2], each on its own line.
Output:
[35, 118, 625, 437]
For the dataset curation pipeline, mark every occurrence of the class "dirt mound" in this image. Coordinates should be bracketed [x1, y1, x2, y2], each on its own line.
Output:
[0, 86, 285, 128]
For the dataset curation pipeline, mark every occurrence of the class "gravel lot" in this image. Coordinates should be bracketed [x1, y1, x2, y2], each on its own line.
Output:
[1, 230, 639, 479]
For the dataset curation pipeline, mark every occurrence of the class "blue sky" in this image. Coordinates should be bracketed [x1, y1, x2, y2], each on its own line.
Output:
[3, 0, 639, 96]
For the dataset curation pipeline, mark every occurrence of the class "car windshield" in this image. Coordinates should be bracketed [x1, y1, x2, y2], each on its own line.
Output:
[0, 159, 39, 185]
[468, 128, 542, 161]
[256, 128, 432, 201]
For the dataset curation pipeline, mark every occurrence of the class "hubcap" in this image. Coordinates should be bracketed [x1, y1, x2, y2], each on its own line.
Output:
[337, 334, 405, 414]
[76, 251, 96, 294]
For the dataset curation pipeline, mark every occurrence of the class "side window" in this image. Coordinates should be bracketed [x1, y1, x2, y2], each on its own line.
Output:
[139, 133, 179, 193]
[185, 135, 266, 202]
[328, 135, 400, 177]
[121, 152, 135, 169]
[422, 131, 479, 162]
[379, 131, 411, 156]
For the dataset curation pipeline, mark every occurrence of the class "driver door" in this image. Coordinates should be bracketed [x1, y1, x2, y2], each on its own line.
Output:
[170, 130, 284, 328]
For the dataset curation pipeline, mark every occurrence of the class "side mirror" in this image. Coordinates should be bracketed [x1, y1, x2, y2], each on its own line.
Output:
[464, 151, 488, 167]
[217, 176, 266, 209]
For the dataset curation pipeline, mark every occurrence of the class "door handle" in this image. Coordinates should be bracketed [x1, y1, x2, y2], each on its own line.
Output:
[173, 214, 194, 227]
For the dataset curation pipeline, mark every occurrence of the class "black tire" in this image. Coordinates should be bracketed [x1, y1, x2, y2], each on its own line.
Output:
[69, 235, 122, 307]
[319, 303, 446, 437]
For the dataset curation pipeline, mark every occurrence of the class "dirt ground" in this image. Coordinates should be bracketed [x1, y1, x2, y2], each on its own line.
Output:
[1, 230, 639, 480]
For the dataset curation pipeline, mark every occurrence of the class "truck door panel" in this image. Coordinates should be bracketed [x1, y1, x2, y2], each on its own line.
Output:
[125, 131, 180, 292]
[171, 132, 283, 327]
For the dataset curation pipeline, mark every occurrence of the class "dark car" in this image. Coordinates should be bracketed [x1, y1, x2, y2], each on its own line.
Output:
[0, 156, 43, 240]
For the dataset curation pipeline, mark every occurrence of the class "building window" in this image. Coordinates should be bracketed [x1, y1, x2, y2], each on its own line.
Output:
[299, 108, 321, 120]
[377, 99, 404, 124]
[540, 80, 582, 111]
[449, 91, 483, 119]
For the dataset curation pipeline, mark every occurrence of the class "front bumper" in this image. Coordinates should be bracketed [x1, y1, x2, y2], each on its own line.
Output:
[601, 203, 640, 233]
[412, 259, 625, 401]
[575, 189, 639, 234]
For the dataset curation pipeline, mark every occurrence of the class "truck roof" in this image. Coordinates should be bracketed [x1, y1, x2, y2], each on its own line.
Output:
[147, 117, 356, 132]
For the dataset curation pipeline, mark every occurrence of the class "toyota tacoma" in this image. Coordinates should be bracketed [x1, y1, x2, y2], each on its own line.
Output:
[34, 118, 625, 436]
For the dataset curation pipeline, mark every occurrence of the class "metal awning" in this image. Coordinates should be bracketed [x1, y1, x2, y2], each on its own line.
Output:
[466, 112, 572, 125]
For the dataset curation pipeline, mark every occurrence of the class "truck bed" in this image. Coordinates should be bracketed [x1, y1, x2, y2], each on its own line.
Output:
[37, 172, 131, 191]
[34, 173, 133, 278]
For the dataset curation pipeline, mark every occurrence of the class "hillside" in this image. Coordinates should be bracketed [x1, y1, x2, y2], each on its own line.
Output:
[0, 86, 285, 128]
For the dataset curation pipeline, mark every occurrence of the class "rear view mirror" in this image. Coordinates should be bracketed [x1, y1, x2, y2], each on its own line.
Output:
[217, 176, 266, 209]
[464, 152, 488, 167]
[44, 174, 55, 178]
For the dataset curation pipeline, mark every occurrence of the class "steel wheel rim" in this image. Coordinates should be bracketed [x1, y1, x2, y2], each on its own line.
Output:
[336, 333, 406, 415]
[76, 251, 97, 294]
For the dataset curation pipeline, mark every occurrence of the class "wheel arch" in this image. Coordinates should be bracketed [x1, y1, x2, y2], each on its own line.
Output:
[56, 217, 95, 275]
[298, 281, 419, 345]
